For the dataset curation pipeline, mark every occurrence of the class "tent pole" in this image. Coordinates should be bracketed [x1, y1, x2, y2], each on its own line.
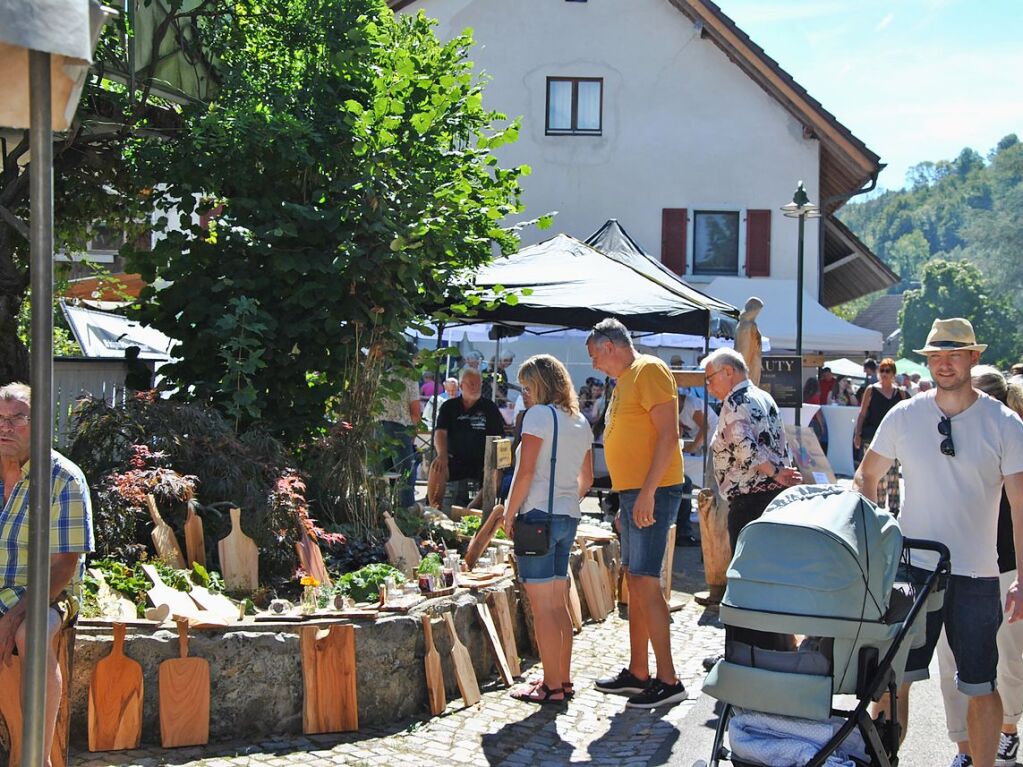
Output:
[23, 48, 56, 767]
[429, 323, 445, 459]
[492, 336, 500, 401]
[702, 313, 711, 486]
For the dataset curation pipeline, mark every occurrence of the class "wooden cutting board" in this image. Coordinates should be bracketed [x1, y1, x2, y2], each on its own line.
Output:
[295, 527, 332, 587]
[217, 507, 259, 593]
[89, 567, 137, 621]
[592, 547, 615, 612]
[485, 591, 521, 678]
[427, 459, 447, 508]
[463, 503, 504, 571]
[146, 494, 186, 569]
[475, 602, 513, 686]
[141, 564, 228, 627]
[442, 612, 480, 706]
[159, 620, 210, 748]
[88, 622, 143, 751]
[421, 616, 446, 716]
[579, 547, 609, 621]
[301, 624, 358, 733]
[188, 585, 239, 623]
[183, 501, 205, 568]
[566, 566, 584, 631]
[383, 511, 421, 578]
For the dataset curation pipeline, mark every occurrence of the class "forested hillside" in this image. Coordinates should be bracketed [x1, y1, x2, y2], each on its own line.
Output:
[838, 134, 1022, 366]
[839, 133, 1021, 297]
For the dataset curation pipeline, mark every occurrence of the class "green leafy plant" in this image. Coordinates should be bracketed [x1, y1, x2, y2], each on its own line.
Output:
[336, 563, 404, 603]
[417, 552, 442, 577]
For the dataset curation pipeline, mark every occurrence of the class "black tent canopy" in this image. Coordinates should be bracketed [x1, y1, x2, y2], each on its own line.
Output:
[452, 230, 738, 336]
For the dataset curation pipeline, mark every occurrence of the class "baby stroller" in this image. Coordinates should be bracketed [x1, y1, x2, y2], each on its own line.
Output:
[700, 485, 950, 767]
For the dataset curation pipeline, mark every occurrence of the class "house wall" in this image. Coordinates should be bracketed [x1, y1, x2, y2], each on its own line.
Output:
[398, 0, 822, 295]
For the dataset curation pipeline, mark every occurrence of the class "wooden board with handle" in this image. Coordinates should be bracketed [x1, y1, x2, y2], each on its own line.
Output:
[463, 502, 504, 571]
[146, 494, 186, 569]
[188, 585, 239, 623]
[141, 564, 227, 627]
[592, 547, 615, 614]
[579, 546, 609, 621]
[566, 566, 584, 631]
[442, 612, 480, 706]
[301, 624, 358, 733]
[88, 622, 143, 752]
[485, 591, 521, 678]
[475, 602, 514, 686]
[382, 511, 421, 579]
[183, 501, 205, 568]
[89, 567, 137, 621]
[295, 527, 332, 588]
[421, 616, 446, 716]
[217, 506, 259, 593]
[660, 523, 677, 602]
[159, 620, 210, 748]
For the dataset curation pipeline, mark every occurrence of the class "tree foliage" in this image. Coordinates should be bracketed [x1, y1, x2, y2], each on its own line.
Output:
[130, 0, 528, 440]
[900, 259, 1021, 369]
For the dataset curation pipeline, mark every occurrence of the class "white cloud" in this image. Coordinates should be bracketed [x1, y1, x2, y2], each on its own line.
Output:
[875, 12, 895, 32]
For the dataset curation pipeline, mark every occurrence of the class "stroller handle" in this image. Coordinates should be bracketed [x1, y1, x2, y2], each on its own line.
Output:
[902, 537, 952, 574]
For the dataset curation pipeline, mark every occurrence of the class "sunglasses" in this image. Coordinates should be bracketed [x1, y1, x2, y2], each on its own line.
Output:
[938, 416, 955, 457]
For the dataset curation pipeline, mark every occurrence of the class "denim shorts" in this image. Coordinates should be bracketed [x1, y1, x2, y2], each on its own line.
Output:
[515, 513, 580, 584]
[901, 564, 1002, 695]
[618, 484, 684, 578]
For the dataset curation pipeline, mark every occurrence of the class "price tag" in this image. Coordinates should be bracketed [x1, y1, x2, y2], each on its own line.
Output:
[495, 439, 513, 469]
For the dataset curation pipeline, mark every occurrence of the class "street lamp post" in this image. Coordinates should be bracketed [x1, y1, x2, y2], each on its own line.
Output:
[781, 181, 819, 427]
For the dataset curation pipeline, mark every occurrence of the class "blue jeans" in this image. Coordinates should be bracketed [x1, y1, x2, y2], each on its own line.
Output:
[515, 514, 580, 584]
[378, 421, 416, 509]
[619, 484, 684, 577]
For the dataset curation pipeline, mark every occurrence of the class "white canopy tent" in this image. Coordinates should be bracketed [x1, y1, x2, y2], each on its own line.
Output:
[706, 277, 883, 353]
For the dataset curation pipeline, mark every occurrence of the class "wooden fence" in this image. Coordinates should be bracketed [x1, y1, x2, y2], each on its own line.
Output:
[53, 358, 131, 448]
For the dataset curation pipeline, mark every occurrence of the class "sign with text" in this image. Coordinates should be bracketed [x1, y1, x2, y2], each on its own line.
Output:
[760, 356, 802, 408]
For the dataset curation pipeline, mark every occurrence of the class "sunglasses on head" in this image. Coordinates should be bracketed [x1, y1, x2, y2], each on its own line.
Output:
[938, 416, 955, 457]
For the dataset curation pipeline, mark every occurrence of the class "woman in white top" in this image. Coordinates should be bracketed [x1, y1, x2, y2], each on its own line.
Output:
[502, 354, 593, 704]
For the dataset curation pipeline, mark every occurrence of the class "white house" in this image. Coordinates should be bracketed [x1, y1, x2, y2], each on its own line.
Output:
[393, 0, 897, 331]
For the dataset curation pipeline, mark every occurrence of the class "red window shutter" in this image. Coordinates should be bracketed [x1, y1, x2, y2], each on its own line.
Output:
[661, 208, 687, 275]
[745, 209, 771, 277]
[198, 203, 224, 232]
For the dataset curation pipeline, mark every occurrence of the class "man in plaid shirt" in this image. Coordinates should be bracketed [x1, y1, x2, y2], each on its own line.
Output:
[0, 383, 93, 763]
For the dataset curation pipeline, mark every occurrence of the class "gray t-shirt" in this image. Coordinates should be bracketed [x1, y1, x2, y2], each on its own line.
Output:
[871, 390, 1023, 576]
[516, 405, 593, 518]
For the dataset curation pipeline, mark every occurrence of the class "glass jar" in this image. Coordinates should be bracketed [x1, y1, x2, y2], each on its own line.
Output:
[301, 585, 319, 614]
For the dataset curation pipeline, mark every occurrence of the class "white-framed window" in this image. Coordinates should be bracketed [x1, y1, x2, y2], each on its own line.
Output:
[546, 77, 602, 136]
[692, 210, 740, 276]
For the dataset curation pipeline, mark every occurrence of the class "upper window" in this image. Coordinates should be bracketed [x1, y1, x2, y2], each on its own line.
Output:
[692, 211, 740, 275]
[546, 77, 602, 136]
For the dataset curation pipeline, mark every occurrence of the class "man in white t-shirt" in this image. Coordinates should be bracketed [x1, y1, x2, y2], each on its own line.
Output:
[855, 318, 1023, 767]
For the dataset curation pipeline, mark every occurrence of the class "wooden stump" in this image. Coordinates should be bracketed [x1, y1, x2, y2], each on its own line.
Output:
[695, 488, 731, 606]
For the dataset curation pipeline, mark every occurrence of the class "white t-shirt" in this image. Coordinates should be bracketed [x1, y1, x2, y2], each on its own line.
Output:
[870, 390, 1023, 576]
[516, 405, 593, 518]
[679, 393, 717, 452]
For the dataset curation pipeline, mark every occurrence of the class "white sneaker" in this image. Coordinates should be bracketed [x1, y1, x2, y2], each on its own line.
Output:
[949, 754, 973, 767]
[997, 731, 1020, 767]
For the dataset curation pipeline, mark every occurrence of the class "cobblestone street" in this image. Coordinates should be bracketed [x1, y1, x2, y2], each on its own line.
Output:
[72, 547, 724, 767]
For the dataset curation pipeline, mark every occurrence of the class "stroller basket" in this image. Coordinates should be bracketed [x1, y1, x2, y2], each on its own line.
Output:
[701, 486, 950, 767]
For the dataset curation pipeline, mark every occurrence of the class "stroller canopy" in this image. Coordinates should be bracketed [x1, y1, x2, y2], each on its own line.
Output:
[725, 486, 903, 622]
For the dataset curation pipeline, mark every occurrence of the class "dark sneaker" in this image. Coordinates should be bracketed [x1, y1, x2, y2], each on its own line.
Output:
[949, 754, 973, 767]
[626, 679, 688, 708]
[702, 654, 723, 672]
[594, 668, 650, 695]
[997, 732, 1019, 767]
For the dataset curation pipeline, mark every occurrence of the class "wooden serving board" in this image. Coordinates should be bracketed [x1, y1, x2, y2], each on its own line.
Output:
[579, 547, 609, 621]
[183, 501, 205, 568]
[463, 503, 504, 571]
[218, 507, 259, 593]
[442, 612, 480, 706]
[301, 624, 358, 733]
[189, 585, 239, 623]
[485, 591, 521, 678]
[592, 547, 615, 611]
[296, 528, 332, 588]
[422, 616, 446, 716]
[383, 511, 421, 579]
[89, 568, 137, 622]
[475, 602, 513, 686]
[159, 620, 210, 748]
[88, 623, 143, 752]
[147, 494, 186, 569]
[379, 594, 427, 613]
[141, 564, 228, 627]
[566, 566, 584, 631]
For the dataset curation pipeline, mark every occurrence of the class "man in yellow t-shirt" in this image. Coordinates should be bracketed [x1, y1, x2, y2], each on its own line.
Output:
[586, 319, 687, 709]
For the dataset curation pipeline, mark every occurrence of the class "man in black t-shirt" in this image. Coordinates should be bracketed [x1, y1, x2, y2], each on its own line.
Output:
[434, 367, 505, 512]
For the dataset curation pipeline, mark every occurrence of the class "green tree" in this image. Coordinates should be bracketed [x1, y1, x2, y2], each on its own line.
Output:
[130, 0, 528, 440]
[900, 259, 1021, 369]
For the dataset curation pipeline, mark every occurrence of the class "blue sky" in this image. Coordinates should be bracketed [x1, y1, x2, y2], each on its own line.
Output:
[721, 0, 1022, 192]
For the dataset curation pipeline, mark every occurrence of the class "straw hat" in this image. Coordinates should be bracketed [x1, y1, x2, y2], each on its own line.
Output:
[913, 318, 987, 355]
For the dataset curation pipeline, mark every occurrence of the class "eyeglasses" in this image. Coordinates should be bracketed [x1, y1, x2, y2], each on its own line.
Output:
[0, 415, 30, 428]
[705, 369, 726, 382]
[938, 416, 955, 457]
[879, 368, 895, 374]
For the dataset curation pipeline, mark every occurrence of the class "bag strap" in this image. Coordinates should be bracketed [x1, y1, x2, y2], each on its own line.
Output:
[546, 404, 558, 519]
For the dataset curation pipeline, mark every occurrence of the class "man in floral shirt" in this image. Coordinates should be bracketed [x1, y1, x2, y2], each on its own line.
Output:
[702, 348, 802, 550]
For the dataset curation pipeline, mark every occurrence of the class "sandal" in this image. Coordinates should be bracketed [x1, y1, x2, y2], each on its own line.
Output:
[511, 681, 566, 704]
[526, 676, 574, 699]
